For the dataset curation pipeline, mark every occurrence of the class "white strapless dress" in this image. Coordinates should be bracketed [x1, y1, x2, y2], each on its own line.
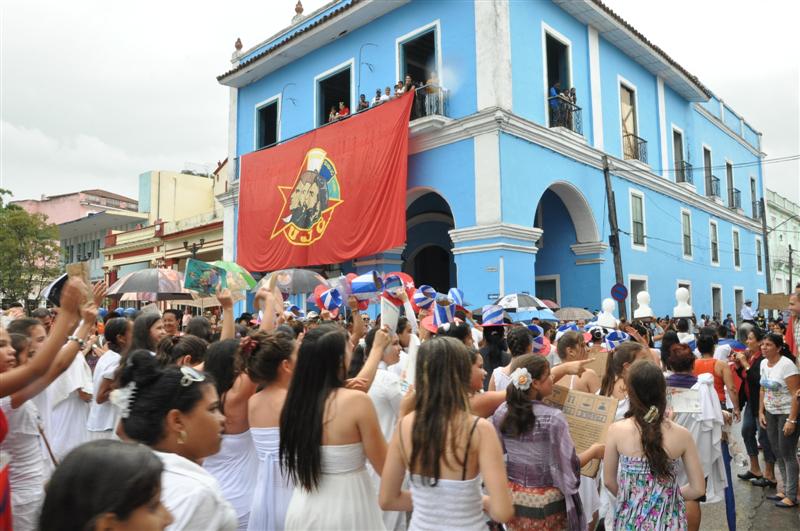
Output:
[203, 430, 258, 530]
[249, 427, 293, 531]
[408, 474, 485, 531]
[284, 442, 386, 530]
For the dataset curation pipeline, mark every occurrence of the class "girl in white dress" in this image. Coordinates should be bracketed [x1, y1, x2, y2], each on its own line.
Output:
[40, 439, 173, 530]
[86, 318, 131, 439]
[246, 329, 298, 531]
[380, 336, 514, 530]
[488, 326, 533, 392]
[117, 350, 237, 531]
[280, 324, 387, 530]
[48, 350, 93, 460]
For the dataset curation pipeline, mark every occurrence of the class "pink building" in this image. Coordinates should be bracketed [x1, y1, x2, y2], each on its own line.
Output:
[10, 189, 138, 225]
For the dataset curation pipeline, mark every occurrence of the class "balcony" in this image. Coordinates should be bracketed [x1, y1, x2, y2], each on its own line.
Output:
[547, 96, 583, 136]
[729, 188, 742, 210]
[623, 133, 648, 164]
[752, 200, 762, 220]
[706, 175, 720, 198]
[676, 160, 694, 185]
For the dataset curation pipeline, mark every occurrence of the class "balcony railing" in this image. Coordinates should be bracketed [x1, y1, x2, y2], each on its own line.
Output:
[547, 96, 583, 136]
[623, 133, 648, 164]
[752, 200, 762, 220]
[706, 175, 720, 198]
[676, 160, 694, 185]
[410, 83, 449, 120]
[729, 188, 742, 210]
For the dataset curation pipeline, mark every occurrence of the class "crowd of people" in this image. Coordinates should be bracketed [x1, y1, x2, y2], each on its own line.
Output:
[327, 72, 444, 124]
[1, 276, 799, 531]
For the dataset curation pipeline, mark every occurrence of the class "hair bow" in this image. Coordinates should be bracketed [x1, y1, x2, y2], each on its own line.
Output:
[510, 367, 532, 391]
[109, 381, 137, 419]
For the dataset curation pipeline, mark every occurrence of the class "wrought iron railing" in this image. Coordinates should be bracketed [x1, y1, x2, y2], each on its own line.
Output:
[623, 133, 648, 164]
[706, 175, 720, 198]
[729, 188, 742, 210]
[547, 96, 583, 136]
[400, 83, 449, 121]
[676, 160, 694, 185]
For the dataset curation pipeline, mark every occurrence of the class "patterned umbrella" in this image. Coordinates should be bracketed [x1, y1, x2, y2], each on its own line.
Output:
[540, 299, 560, 310]
[212, 261, 257, 290]
[493, 293, 547, 312]
[107, 268, 192, 300]
[252, 269, 327, 295]
[554, 307, 595, 321]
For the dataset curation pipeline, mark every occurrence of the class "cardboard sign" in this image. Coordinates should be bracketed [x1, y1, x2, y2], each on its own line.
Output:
[667, 387, 702, 414]
[66, 262, 92, 302]
[583, 348, 609, 381]
[544, 385, 619, 477]
[402, 339, 420, 391]
[758, 293, 791, 311]
[381, 297, 400, 335]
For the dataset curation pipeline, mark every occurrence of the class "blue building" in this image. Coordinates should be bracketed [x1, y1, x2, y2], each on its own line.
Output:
[217, 0, 767, 319]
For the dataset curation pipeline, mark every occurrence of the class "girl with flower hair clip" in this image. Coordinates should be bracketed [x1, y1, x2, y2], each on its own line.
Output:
[492, 354, 603, 530]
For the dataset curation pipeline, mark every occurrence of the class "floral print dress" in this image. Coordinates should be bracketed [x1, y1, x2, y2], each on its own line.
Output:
[612, 455, 686, 531]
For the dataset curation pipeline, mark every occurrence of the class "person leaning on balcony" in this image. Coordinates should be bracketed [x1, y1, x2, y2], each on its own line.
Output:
[425, 71, 441, 115]
[548, 81, 562, 125]
[357, 94, 369, 112]
[328, 106, 338, 123]
[784, 293, 800, 357]
[371, 88, 382, 107]
[381, 86, 391, 102]
[337, 101, 349, 118]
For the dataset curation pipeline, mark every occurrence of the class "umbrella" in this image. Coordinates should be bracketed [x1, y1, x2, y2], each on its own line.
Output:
[540, 299, 560, 310]
[119, 291, 194, 302]
[555, 307, 595, 321]
[252, 269, 327, 295]
[107, 268, 193, 300]
[212, 261, 256, 290]
[493, 293, 547, 312]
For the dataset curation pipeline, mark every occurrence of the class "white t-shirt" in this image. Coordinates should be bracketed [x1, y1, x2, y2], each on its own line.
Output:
[713, 344, 732, 362]
[155, 450, 238, 531]
[87, 350, 121, 431]
[760, 356, 800, 415]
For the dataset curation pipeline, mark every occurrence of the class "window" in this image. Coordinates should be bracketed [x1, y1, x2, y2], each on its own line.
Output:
[710, 220, 719, 264]
[726, 161, 734, 206]
[703, 147, 713, 195]
[316, 61, 352, 126]
[711, 286, 722, 321]
[681, 210, 692, 258]
[630, 191, 646, 249]
[734, 288, 744, 322]
[399, 27, 437, 90]
[397, 22, 442, 119]
[672, 128, 685, 182]
[543, 27, 571, 128]
[678, 281, 692, 303]
[732, 229, 741, 269]
[756, 237, 763, 273]
[256, 98, 279, 149]
[630, 277, 648, 314]
[620, 83, 639, 160]
[750, 177, 758, 217]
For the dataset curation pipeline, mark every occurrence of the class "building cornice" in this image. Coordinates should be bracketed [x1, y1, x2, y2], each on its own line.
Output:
[451, 242, 539, 256]
[411, 108, 764, 233]
[571, 242, 609, 255]
[449, 223, 543, 244]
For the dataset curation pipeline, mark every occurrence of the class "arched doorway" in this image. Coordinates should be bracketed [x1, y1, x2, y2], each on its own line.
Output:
[533, 181, 602, 309]
[403, 190, 455, 293]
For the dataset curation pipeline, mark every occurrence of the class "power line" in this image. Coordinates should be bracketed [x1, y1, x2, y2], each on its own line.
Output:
[611, 153, 799, 175]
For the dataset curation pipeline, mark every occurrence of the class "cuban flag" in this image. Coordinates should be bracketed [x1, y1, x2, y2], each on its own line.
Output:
[556, 323, 579, 341]
[433, 302, 456, 327]
[604, 331, 630, 351]
[481, 305, 506, 327]
[320, 288, 343, 311]
[413, 285, 436, 310]
[350, 271, 383, 300]
[447, 288, 468, 308]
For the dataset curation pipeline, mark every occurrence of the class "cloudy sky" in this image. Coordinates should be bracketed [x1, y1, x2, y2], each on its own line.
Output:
[2, 0, 798, 205]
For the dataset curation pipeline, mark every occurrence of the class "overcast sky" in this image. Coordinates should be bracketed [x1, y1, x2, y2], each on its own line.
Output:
[1, 0, 798, 205]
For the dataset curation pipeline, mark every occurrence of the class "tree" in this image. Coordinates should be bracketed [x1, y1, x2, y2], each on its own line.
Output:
[0, 189, 61, 308]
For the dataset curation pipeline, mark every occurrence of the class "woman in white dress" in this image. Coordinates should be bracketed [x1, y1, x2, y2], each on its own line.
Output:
[280, 324, 388, 530]
[86, 317, 131, 440]
[0, 294, 97, 531]
[117, 350, 237, 531]
[48, 348, 93, 460]
[380, 336, 513, 530]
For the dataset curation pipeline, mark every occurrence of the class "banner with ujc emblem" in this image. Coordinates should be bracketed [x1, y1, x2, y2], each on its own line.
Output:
[237, 92, 415, 271]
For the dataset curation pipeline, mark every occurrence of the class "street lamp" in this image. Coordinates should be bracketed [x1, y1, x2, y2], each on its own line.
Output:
[183, 239, 205, 259]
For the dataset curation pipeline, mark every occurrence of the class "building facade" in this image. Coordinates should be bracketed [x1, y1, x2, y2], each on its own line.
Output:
[766, 188, 800, 295]
[218, 0, 767, 318]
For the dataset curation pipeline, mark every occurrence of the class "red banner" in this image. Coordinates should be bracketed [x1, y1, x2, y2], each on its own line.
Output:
[237, 92, 414, 272]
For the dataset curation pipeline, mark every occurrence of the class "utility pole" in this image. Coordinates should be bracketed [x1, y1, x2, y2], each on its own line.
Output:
[760, 197, 772, 293]
[602, 155, 627, 320]
[790, 244, 794, 290]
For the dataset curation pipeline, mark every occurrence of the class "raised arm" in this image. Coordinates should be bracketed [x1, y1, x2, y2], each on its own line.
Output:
[348, 296, 365, 347]
[349, 326, 390, 392]
[12, 302, 98, 408]
[217, 288, 236, 340]
[0, 278, 84, 397]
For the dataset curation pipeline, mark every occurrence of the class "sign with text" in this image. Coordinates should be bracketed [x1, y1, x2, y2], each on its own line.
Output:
[545, 385, 619, 477]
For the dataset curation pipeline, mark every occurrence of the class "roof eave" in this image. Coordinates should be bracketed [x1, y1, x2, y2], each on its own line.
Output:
[217, 0, 410, 88]
[554, 0, 711, 102]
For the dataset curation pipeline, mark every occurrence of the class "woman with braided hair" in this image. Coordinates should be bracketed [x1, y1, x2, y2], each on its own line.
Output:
[604, 360, 704, 530]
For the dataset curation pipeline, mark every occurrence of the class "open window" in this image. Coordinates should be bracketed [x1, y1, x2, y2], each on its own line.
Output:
[545, 31, 575, 131]
[317, 66, 351, 126]
[399, 26, 440, 119]
[672, 128, 686, 182]
[256, 99, 278, 149]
